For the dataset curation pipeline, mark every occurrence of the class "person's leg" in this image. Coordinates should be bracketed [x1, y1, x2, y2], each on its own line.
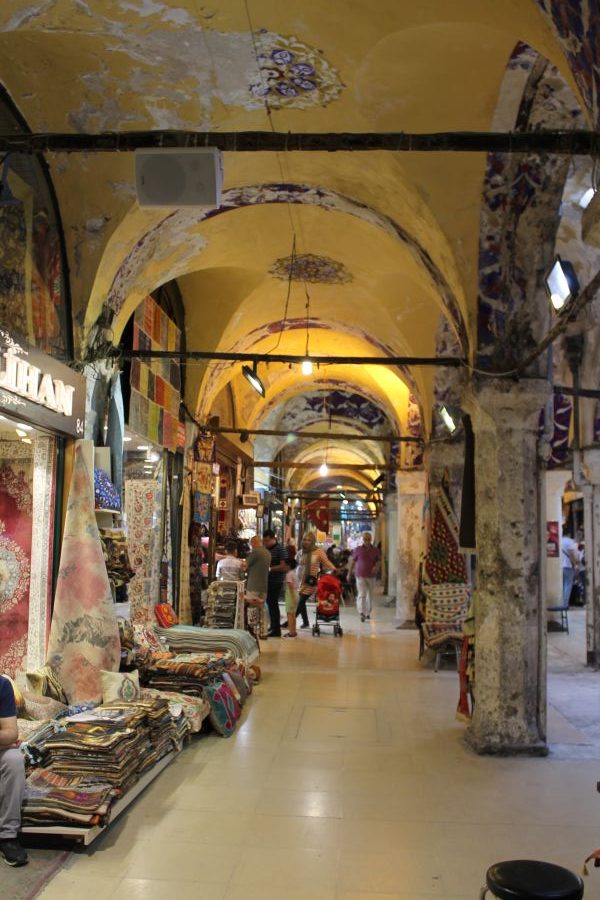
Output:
[562, 567, 575, 606]
[364, 578, 374, 617]
[0, 747, 27, 866]
[296, 592, 310, 627]
[356, 577, 367, 619]
[266, 583, 282, 636]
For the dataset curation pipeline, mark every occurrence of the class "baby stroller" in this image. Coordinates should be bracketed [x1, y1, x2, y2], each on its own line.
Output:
[312, 574, 343, 637]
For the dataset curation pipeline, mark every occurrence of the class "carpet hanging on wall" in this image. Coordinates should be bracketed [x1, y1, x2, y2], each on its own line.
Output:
[0, 444, 33, 678]
[45, 443, 120, 703]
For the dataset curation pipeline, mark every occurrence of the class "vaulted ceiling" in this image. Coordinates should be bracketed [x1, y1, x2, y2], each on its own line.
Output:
[0, 0, 588, 492]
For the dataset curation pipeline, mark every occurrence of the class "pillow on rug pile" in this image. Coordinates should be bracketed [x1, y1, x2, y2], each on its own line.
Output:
[154, 603, 179, 628]
[202, 679, 241, 737]
[25, 665, 69, 704]
[22, 691, 68, 721]
[101, 669, 141, 703]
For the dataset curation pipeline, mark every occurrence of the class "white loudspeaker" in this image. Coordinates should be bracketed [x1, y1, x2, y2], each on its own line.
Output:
[134, 147, 223, 208]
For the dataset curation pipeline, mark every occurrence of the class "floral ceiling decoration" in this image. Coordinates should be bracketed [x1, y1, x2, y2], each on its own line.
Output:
[249, 31, 344, 108]
[270, 253, 353, 284]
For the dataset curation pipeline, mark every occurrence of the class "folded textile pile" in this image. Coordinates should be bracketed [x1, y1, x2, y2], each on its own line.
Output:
[204, 581, 241, 629]
[43, 707, 150, 795]
[140, 688, 210, 733]
[20, 720, 66, 770]
[100, 698, 189, 767]
[153, 625, 259, 665]
[22, 767, 115, 827]
[143, 651, 235, 696]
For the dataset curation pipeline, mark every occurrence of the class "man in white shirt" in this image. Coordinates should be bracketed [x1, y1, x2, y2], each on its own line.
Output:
[561, 528, 580, 606]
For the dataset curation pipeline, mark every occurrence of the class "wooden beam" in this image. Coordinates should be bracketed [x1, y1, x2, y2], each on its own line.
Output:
[2, 129, 598, 155]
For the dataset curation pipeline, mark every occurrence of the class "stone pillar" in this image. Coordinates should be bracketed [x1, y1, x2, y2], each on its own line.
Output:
[385, 493, 398, 604]
[396, 470, 426, 624]
[582, 449, 600, 666]
[464, 378, 551, 755]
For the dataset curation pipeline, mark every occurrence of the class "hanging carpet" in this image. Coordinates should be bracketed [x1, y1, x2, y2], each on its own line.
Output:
[0, 444, 33, 678]
[45, 443, 120, 703]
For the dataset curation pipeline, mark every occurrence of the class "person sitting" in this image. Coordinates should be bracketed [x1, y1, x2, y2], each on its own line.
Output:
[0, 675, 27, 867]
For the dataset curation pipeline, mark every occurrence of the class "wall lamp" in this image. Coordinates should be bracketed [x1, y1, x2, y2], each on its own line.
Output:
[242, 360, 265, 397]
[439, 405, 458, 434]
[544, 255, 580, 313]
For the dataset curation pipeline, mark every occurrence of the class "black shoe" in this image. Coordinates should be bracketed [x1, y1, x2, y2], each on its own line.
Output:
[279, 621, 288, 629]
[360, 614, 365, 622]
[0, 838, 28, 867]
[267, 630, 281, 638]
[300, 623, 310, 629]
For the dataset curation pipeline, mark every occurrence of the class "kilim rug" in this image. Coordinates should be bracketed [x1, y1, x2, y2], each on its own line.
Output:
[424, 487, 467, 584]
[0, 443, 34, 677]
[2, 845, 70, 900]
[45, 443, 120, 703]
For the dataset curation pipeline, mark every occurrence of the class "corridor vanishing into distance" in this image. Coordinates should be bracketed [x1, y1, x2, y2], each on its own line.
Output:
[37, 598, 600, 900]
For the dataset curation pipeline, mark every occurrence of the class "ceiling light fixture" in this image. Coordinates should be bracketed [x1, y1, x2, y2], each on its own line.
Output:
[301, 358, 313, 375]
[123, 436, 132, 442]
[301, 280, 313, 376]
[544, 255, 580, 312]
[20, 437, 32, 444]
[580, 187, 595, 209]
[15, 422, 32, 431]
[15, 429, 27, 438]
[137, 444, 149, 451]
[319, 461, 329, 477]
[440, 405, 457, 434]
[242, 360, 265, 397]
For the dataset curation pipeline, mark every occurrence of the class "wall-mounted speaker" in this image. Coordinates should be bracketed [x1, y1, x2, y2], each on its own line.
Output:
[135, 147, 223, 208]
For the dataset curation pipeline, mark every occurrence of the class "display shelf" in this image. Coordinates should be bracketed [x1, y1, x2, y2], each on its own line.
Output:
[20, 751, 175, 846]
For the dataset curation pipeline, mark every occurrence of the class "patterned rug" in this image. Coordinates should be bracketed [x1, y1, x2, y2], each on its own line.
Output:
[424, 487, 467, 584]
[125, 479, 162, 625]
[46, 443, 120, 703]
[0, 443, 33, 677]
[3, 845, 70, 900]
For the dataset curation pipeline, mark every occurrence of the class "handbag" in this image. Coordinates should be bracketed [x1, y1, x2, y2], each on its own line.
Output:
[303, 574, 317, 588]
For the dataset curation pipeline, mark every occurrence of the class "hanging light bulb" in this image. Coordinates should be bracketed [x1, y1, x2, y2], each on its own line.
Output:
[301, 358, 313, 376]
[319, 462, 329, 477]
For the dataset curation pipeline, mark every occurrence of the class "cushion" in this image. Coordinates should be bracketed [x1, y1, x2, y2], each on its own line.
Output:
[100, 670, 141, 703]
[202, 679, 241, 737]
[94, 468, 121, 512]
[25, 665, 69, 704]
[225, 669, 250, 705]
[155, 603, 179, 628]
[22, 691, 68, 721]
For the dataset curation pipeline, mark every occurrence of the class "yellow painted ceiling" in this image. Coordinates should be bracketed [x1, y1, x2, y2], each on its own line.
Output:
[0, 0, 579, 481]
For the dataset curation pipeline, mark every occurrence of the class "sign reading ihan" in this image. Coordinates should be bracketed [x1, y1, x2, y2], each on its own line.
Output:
[0, 330, 86, 438]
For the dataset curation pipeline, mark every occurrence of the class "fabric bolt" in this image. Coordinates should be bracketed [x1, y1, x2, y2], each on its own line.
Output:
[0, 443, 34, 678]
[125, 479, 163, 626]
[99, 529, 135, 588]
[153, 624, 260, 666]
[178, 481, 192, 625]
[45, 443, 121, 704]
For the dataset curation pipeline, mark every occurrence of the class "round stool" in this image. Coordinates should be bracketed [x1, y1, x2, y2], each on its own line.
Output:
[480, 860, 584, 899]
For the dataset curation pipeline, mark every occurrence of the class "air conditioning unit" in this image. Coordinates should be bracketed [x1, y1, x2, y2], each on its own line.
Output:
[135, 148, 223, 208]
[241, 493, 260, 507]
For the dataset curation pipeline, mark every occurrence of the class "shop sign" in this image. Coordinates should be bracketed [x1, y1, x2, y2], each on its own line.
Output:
[547, 521, 559, 558]
[0, 330, 86, 437]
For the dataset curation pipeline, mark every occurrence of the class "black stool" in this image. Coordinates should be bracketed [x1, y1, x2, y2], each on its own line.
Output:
[480, 860, 584, 899]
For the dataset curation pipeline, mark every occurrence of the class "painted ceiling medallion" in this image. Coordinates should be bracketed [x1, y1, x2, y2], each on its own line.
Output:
[250, 32, 344, 109]
[270, 254, 352, 284]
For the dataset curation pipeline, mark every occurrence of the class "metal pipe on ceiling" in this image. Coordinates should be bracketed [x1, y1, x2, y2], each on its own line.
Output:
[0, 129, 598, 155]
[252, 461, 396, 470]
[122, 349, 462, 367]
[205, 425, 419, 443]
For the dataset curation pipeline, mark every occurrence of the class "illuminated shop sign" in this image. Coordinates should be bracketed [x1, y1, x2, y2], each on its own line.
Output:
[0, 330, 85, 437]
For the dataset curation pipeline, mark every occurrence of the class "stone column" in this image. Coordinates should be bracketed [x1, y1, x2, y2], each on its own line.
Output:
[396, 470, 426, 624]
[384, 492, 398, 604]
[464, 378, 551, 755]
[582, 449, 600, 666]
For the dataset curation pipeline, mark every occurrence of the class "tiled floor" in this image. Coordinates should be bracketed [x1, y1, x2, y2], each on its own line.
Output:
[36, 597, 600, 900]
